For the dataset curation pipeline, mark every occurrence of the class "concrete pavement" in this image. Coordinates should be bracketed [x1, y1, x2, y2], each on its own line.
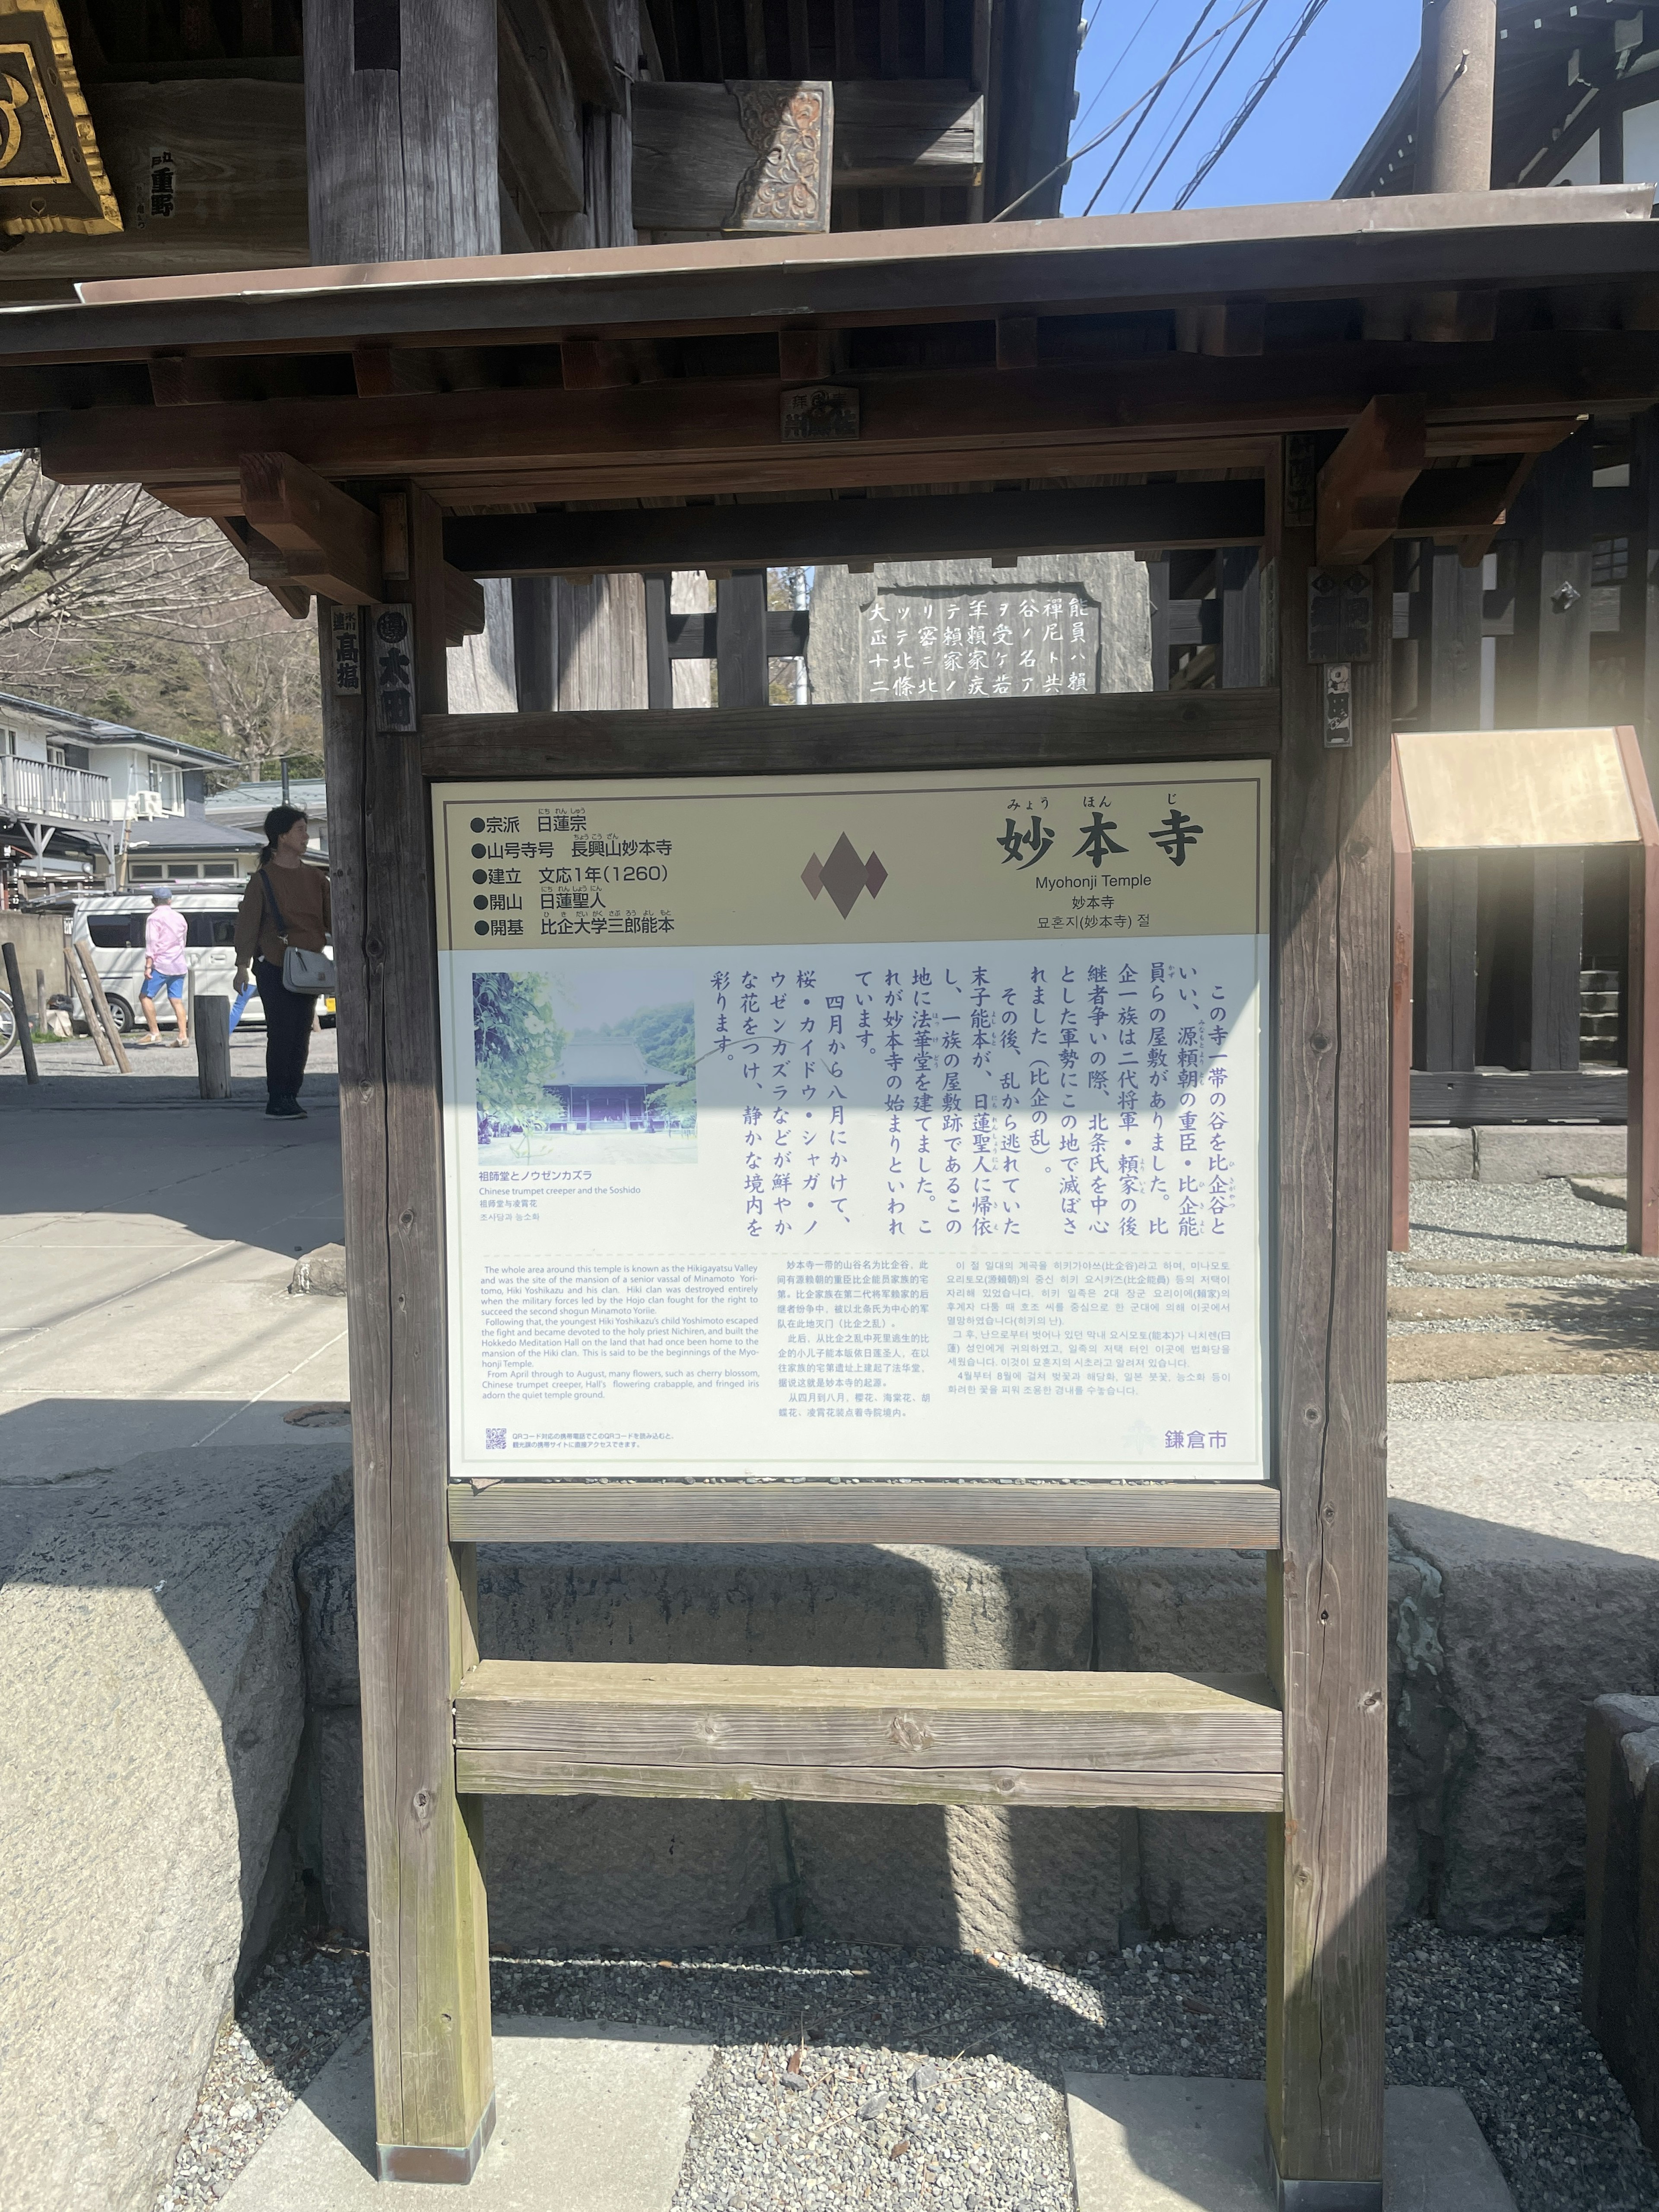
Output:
[0, 1032, 348, 1481]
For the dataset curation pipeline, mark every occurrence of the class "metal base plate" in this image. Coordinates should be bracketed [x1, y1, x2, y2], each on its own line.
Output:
[378, 2091, 497, 2185]
[1266, 2122, 1384, 2212]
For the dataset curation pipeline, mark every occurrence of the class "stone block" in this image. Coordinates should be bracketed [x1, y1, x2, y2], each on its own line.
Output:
[1584, 1694, 1659, 2156]
[0, 1446, 350, 2212]
[288, 1243, 346, 1296]
[298, 1529, 1095, 1703]
[790, 1800, 1122, 1951]
[1410, 1128, 1474, 1179]
[1473, 1123, 1628, 1183]
[1065, 2075, 1515, 2212]
[219, 2017, 711, 2211]
[1390, 1423, 1659, 1936]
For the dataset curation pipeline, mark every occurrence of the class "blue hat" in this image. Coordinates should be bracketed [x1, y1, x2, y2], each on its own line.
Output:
[151, 887, 174, 901]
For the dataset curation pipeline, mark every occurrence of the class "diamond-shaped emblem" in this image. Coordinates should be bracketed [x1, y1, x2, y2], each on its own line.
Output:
[805, 833, 887, 918]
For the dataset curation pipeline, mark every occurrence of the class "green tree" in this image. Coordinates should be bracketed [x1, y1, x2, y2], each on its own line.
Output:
[472, 972, 568, 1132]
[613, 1001, 696, 1126]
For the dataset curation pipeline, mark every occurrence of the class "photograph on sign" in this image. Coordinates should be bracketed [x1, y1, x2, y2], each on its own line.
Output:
[435, 763, 1271, 1484]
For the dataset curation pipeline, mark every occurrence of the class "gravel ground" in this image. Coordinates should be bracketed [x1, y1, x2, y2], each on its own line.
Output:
[1386, 1179, 1659, 1415]
[153, 1927, 1659, 2212]
[1394, 1180, 1633, 1280]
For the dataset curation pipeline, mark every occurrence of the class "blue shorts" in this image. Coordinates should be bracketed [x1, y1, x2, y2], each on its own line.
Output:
[142, 972, 185, 1001]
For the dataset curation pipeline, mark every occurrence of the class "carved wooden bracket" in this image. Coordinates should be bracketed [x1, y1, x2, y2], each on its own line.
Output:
[1316, 396, 1427, 566]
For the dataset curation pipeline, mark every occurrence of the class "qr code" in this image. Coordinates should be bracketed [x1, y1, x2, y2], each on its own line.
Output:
[485, 1427, 506, 1452]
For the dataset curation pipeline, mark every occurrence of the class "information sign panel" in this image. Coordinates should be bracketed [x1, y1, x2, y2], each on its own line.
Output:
[435, 762, 1271, 1483]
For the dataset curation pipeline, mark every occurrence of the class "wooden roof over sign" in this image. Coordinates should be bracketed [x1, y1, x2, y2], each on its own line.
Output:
[3, 185, 1658, 583]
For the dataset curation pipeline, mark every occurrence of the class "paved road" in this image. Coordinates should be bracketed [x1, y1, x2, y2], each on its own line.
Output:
[0, 1032, 349, 1482]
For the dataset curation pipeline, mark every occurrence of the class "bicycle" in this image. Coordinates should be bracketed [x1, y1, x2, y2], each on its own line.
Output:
[0, 990, 16, 1061]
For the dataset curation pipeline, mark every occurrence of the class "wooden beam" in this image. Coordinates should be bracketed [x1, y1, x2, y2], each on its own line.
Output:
[239, 450, 383, 604]
[496, 0, 585, 232]
[41, 343, 1640, 503]
[1316, 395, 1427, 566]
[832, 82, 984, 188]
[211, 515, 311, 617]
[1397, 448, 1559, 538]
[664, 609, 809, 659]
[440, 481, 1267, 577]
[632, 82, 834, 236]
[419, 687, 1284, 782]
[1175, 302, 1265, 358]
[448, 1478, 1282, 1548]
[452, 1662, 1284, 1808]
[537, 0, 624, 109]
[1410, 1068, 1627, 1120]
[1267, 507, 1389, 2193]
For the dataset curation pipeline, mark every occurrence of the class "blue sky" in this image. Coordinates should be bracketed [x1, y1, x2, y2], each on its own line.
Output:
[1059, 0, 1421, 218]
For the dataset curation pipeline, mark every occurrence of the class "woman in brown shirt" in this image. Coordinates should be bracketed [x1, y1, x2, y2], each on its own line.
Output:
[233, 805, 333, 1120]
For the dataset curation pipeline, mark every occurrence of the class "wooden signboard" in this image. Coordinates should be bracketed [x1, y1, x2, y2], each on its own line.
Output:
[317, 492, 1384, 2207]
[433, 762, 1271, 1487]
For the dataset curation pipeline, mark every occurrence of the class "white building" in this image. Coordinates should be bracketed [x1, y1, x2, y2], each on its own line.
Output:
[205, 778, 328, 864]
[0, 692, 262, 900]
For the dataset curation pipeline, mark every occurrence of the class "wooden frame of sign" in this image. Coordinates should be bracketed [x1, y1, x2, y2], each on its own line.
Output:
[1389, 725, 1659, 1256]
[319, 474, 1389, 2205]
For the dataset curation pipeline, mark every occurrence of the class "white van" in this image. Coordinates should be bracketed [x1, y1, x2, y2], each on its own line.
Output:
[71, 886, 262, 1033]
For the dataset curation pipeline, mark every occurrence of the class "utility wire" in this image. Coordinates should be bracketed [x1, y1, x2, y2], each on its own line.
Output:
[1173, 0, 1337, 208]
[993, 0, 1266, 219]
[1080, 1, 1221, 219]
[1071, 0, 1163, 142]
[1129, 0, 1275, 212]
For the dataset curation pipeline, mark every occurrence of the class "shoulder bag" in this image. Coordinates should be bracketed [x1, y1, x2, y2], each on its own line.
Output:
[259, 868, 337, 996]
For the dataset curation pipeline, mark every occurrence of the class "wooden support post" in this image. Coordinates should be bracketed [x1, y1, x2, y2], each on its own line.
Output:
[1637, 410, 1659, 804]
[67, 947, 114, 1068]
[1532, 852, 1584, 1071]
[1529, 426, 1594, 1078]
[1144, 557, 1170, 691]
[73, 940, 132, 1072]
[1424, 855, 1479, 1071]
[2, 939, 39, 1084]
[194, 992, 231, 1100]
[644, 572, 674, 709]
[716, 571, 771, 708]
[324, 486, 494, 2184]
[1266, 503, 1389, 2206]
[1615, 725, 1659, 1256]
[1220, 548, 1261, 688]
[1390, 751, 1414, 1252]
[511, 577, 556, 712]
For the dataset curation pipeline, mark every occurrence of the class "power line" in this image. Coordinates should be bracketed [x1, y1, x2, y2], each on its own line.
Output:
[1081, 2, 1221, 219]
[1071, 0, 1163, 143]
[1173, 0, 1337, 209]
[992, 0, 1269, 218]
[1129, 0, 1274, 212]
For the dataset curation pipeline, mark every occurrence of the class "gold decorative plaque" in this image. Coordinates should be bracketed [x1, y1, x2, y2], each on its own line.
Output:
[0, 0, 120, 236]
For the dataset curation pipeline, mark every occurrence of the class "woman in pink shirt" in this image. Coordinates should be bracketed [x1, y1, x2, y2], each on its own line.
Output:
[139, 886, 190, 1048]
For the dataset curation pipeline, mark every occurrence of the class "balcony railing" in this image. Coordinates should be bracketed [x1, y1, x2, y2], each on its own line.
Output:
[0, 756, 112, 825]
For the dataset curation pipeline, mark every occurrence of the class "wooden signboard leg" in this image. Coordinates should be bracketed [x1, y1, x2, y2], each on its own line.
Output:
[321, 482, 494, 2182]
[1266, 521, 1389, 2206]
[1389, 748, 1413, 1253]
[1615, 725, 1659, 1256]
